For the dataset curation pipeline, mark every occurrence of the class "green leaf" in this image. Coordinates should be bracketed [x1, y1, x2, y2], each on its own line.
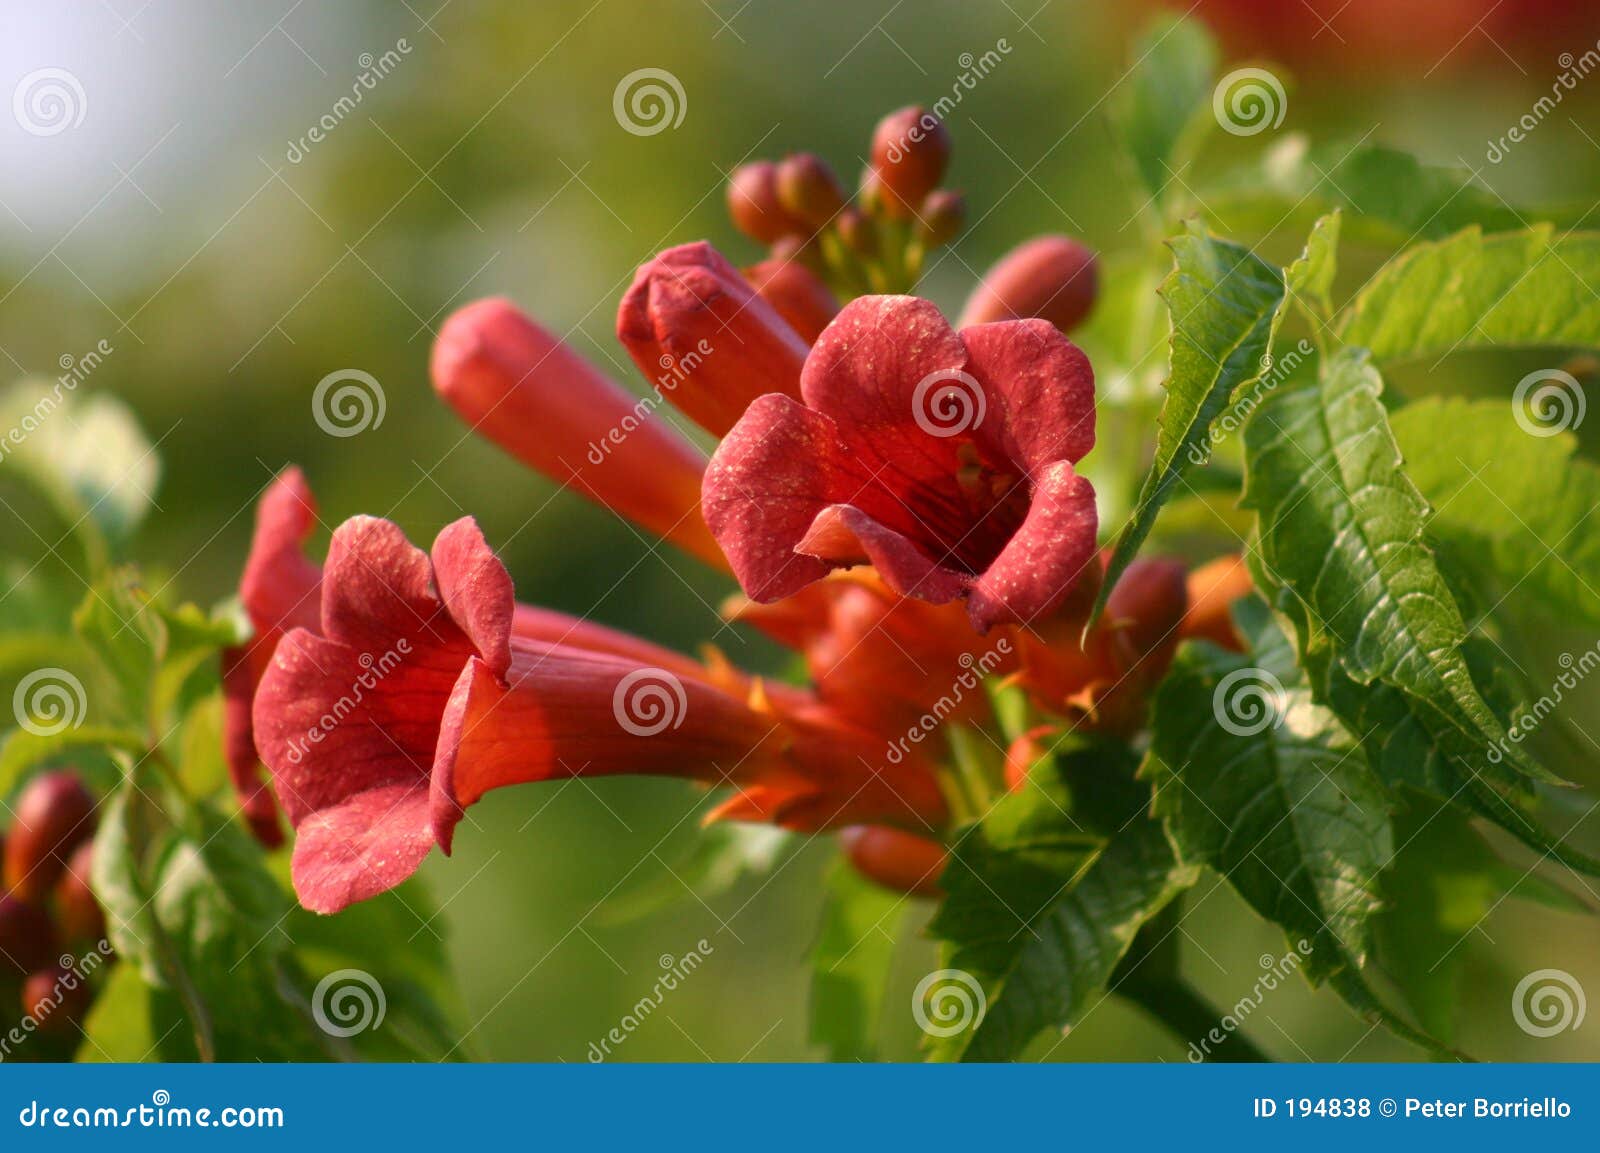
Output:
[0, 724, 145, 797]
[1113, 14, 1218, 209]
[1241, 347, 1555, 787]
[76, 962, 160, 1062]
[1392, 397, 1600, 633]
[927, 746, 1195, 1061]
[1287, 210, 1340, 319]
[1338, 225, 1600, 363]
[1202, 140, 1534, 245]
[1143, 639, 1391, 981]
[73, 573, 163, 728]
[283, 875, 464, 1061]
[91, 783, 170, 988]
[808, 859, 905, 1061]
[1376, 796, 1589, 1044]
[596, 823, 794, 924]
[1093, 222, 1290, 626]
[0, 383, 158, 556]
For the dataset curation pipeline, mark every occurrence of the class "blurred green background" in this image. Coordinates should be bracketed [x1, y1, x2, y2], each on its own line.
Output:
[3, 0, 1600, 1060]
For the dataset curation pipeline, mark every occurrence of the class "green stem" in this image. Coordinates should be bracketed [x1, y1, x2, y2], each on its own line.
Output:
[1119, 977, 1271, 1063]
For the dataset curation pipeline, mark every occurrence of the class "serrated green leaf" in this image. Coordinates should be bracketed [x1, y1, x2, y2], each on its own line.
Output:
[1288, 210, 1340, 319]
[927, 744, 1193, 1061]
[1241, 347, 1555, 787]
[1143, 639, 1391, 980]
[1338, 226, 1600, 362]
[1202, 140, 1534, 245]
[1113, 14, 1217, 209]
[1093, 223, 1290, 625]
[73, 573, 163, 728]
[1392, 397, 1600, 632]
[808, 858, 905, 1061]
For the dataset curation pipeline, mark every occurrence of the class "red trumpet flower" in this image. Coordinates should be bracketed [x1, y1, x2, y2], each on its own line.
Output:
[704, 295, 1099, 633]
[252, 515, 945, 914]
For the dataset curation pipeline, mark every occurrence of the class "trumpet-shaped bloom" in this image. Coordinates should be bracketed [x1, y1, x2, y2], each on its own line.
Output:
[252, 515, 945, 913]
[704, 295, 1099, 633]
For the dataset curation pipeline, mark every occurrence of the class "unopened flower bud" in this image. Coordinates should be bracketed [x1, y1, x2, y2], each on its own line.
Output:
[919, 189, 966, 248]
[1103, 557, 1189, 678]
[743, 258, 841, 344]
[22, 964, 92, 1033]
[54, 841, 104, 945]
[0, 893, 57, 975]
[1003, 726, 1059, 792]
[836, 207, 878, 257]
[870, 106, 951, 217]
[1180, 554, 1253, 651]
[618, 241, 809, 435]
[3, 770, 96, 903]
[959, 234, 1099, 335]
[776, 152, 846, 229]
[839, 826, 946, 897]
[727, 161, 805, 244]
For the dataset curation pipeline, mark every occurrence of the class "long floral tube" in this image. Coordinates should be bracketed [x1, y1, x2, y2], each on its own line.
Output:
[432, 296, 725, 570]
[251, 514, 946, 913]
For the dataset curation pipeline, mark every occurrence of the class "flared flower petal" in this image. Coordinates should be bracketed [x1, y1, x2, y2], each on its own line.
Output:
[704, 295, 1100, 632]
[220, 467, 321, 847]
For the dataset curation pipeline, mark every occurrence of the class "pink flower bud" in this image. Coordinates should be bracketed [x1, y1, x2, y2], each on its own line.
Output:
[776, 152, 846, 228]
[1103, 557, 1189, 679]
[919, 189, 966, 248]
[22, 964, 91, 1033]
[0, 893, 56, 974]
[742, 258, 840, 344]
[617, 241, 809, 436]
[727, 161, 804, 244]
[839, 826, 946, 897]
[54, 841, 104, 945]
[870, 106, 951, 217]
[836, 207, 878, 257]
[960, 235, 1099, 335]
[3, 771, 96, 904]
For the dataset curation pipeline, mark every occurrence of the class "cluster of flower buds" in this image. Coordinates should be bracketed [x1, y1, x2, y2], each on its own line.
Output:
[726, 106, 963, 297]
[0, 770, 108, 1055]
